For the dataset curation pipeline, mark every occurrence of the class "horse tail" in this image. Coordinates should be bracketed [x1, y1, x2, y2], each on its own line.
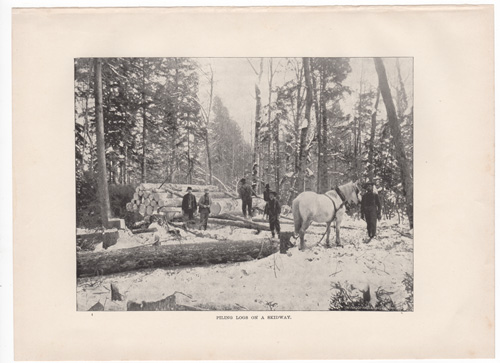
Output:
[292, 198, 302, 235]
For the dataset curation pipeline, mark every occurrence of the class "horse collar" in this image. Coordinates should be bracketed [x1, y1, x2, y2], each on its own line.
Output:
[335, 186, 347, 203]
[324, 192, 339, 223]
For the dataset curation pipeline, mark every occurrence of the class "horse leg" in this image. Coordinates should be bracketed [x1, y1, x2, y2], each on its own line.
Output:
[299, 218, 312, 251]
[335, 219, 342, 247]
[325, 222, 332, 248]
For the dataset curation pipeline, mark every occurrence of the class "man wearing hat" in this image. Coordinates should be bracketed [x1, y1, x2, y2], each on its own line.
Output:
[198, 189, 212, 230]
[182, 187, 197, 222]
[268, 191, 281, 239]
[360, 182, 382, 240]
[238, 178, 255, 218]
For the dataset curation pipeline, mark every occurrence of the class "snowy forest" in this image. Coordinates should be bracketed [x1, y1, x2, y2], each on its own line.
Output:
[75, 57, 413, 226]
[75, 57, 414, 312]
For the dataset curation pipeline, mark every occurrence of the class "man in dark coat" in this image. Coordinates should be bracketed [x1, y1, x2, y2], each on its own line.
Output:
[238, 178, 254, 218]
[268, 191, 281, 239]
[263, 184, 271, 219]
[360, 182, 382, 240]
[182, 187, 197, 222]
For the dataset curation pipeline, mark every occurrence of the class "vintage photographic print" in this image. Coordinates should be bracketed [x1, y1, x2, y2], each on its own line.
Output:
[75, 57, 413, 312]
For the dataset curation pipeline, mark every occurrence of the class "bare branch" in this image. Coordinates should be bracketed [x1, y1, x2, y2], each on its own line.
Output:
[247, 58, 259, 75]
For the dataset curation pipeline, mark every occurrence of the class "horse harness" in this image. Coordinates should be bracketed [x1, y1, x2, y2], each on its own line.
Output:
[324, 186, 348, 223]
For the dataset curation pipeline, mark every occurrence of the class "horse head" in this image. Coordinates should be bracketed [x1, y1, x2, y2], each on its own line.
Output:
[347, 181, 362, 206]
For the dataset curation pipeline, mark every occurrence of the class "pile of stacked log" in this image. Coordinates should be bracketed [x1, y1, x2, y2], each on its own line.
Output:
[125, 183, 266, 220]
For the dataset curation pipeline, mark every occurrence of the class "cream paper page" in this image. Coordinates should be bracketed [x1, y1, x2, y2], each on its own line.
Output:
[12, 6, 494, 360]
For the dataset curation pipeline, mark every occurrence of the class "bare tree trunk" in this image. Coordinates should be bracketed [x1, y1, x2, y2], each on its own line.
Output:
[368, 88, 380, 181]
[321, 83, 328, 191]
[84, 64, 95, 174]
[250, 58, 264, 194]
[141, 59, 148, 183]
[267, 59, 274, 186]
[317, 63, 329, 193]
[274, 82, 281, 196]
[396, 58, 408, 119]
[295, 64, 303, 174]
[299, 57, 313, 193]
[93, 58, 111, 228]
[288, 62, 304, 205]
[81, 66, 92, 174]
[187, 117, 192, 184]
[354, 61, 364, 180]
[313, 66, 322, 193]
[205, 65, 214, 184]
[374, 58, 413, 228]
[123, 141, 128, 184]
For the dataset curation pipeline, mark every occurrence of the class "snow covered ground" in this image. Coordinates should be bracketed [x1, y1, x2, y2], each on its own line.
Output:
[77, 216, 413, 311]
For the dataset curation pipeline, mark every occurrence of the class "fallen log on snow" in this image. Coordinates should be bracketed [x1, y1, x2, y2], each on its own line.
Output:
[77, 239, 281, 277]
[208, 217, 270, 231]
[153, 198, 266, 216]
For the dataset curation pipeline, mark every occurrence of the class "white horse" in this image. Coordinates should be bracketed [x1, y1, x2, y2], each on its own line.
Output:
[292, 181, 361, 250]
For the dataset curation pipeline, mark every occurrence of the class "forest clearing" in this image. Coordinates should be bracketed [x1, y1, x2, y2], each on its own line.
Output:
[75, 57, 413, 311]
[77, 205, 413, 312]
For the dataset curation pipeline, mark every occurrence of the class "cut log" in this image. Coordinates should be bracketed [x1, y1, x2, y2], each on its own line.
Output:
[152, 191, 228, 201]
[222, 191, 239, 199]
[158, 206, 182, 213]
[163, 211, 183, 220]
[150, 197, 182, 207]
[131, 227, 158, 234]
[208, 217, 270, 231]
[143, 199, 151, 206]
[132, 204, 139, 211]
[210, 199, 239, 215]
[162, 188, 184, 198]
[140, 183, 219, 193]
[138, 205, 146, 215]
[142, 196, 267, 212]
[77, 238, 281, 276]
[210, 197, 267, 216]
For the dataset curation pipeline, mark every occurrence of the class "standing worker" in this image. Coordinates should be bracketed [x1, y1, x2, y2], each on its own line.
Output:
[263, 184, 271, 219]
[268, 191, 281, 239]
[360, 182, 382, 240]
[182, 187, 197, 223]
[198, 189, 212, 230]
[238, 178, 254, 219]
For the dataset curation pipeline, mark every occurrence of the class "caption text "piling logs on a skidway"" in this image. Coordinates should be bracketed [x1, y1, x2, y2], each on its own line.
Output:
[216, 315, 292, 320]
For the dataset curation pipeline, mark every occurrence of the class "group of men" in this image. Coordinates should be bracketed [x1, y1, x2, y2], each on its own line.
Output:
[239, 179, 281, 239]
[181, 187, 211, 230]
[181, 178, 382, 240]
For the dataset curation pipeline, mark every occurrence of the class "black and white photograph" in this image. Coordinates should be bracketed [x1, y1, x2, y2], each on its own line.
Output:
[75, 57, 414, 312]
[8, 3, 495, 360]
